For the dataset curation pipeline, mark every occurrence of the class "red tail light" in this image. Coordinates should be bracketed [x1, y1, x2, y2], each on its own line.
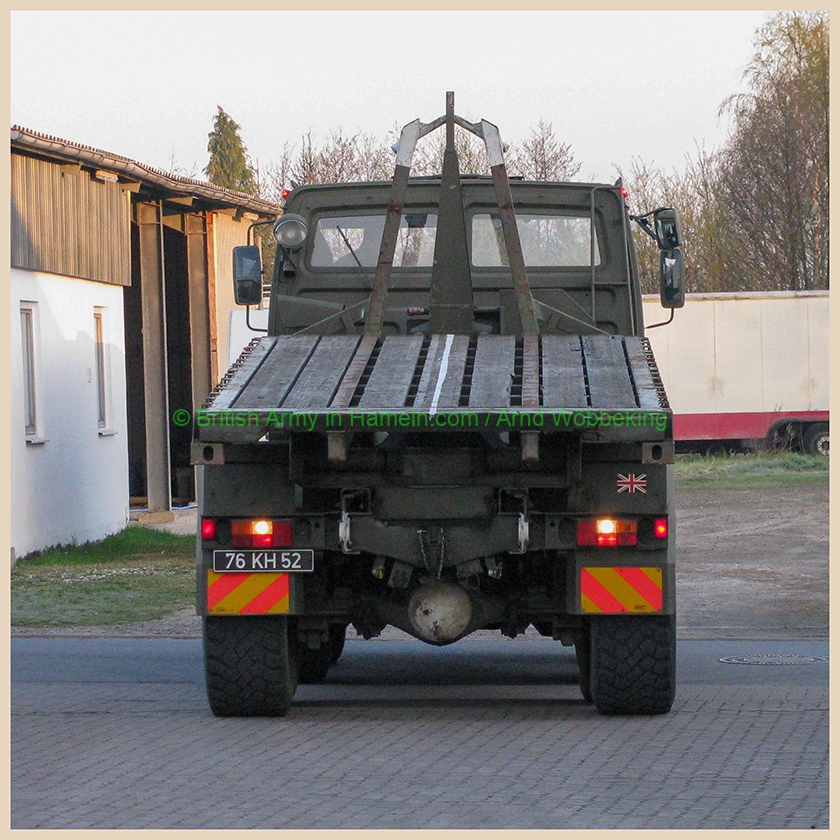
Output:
[201, 518, 216, 540]
[231, 519, 294, 548]
[577, 518, 638, 547]
[654, 518, 668, 540]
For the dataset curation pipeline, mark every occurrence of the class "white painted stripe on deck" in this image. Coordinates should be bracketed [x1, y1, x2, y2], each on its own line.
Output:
[429, 334, 454, 416]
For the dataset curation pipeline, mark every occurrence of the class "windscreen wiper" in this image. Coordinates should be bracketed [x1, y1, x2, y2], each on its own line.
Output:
[336, 225, 374, 288]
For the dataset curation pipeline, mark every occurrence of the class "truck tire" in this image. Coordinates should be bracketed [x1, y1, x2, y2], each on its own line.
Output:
[329, 623, 347, 664]
[575, 622, 592, 702]
[803, 424, 829, 457]
[589, 614, 676, 715]
[203, 615, 298, 717]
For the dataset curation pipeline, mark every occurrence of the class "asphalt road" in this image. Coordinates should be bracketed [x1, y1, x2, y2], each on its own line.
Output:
[11, 636, 829, 830]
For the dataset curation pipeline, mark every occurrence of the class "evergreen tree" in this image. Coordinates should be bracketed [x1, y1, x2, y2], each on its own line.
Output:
[204, 106, 258, 194]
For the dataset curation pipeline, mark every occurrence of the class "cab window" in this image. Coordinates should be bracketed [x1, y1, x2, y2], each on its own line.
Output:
[471, 213, 600, 267]
[311, 213, 438, 268]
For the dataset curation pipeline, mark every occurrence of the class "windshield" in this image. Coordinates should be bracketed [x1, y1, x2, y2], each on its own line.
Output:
[311, 213, 438, 268]
[472, 213, 600, 267]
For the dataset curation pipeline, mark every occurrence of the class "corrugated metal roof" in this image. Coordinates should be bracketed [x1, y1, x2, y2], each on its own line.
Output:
[10, 125, 281, 217]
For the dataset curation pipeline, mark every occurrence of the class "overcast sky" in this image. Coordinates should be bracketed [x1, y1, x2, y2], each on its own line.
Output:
[11, 9, 772, 185]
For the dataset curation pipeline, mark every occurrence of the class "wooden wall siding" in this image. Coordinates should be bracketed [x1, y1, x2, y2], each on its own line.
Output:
[213, 213, 248, 294]
[212, 212, 254, 368]
[11, 153, 131, 286]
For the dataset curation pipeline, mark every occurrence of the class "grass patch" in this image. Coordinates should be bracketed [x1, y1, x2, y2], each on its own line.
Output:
[674, 451, 829, 486]
[11, 526, 195, 627]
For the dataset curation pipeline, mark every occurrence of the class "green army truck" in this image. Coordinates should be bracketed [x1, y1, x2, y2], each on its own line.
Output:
[192, 94, 685, 717]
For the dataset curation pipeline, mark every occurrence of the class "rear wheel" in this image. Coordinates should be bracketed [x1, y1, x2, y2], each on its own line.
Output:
[203, 615, 298, 717]
[329, 624, 348, 664]
[589, 614, 676, 715]
[575, 622, 592, 702]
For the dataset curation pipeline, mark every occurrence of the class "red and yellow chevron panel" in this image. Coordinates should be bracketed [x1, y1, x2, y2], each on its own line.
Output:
[580, 566, 663, 613]
[206, 571, 290, 614]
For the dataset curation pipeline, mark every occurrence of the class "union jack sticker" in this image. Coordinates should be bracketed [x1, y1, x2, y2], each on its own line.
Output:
[617, 473, 647, 494]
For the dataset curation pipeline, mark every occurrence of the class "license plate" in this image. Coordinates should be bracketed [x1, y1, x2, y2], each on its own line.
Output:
[212, 549, 315, 573]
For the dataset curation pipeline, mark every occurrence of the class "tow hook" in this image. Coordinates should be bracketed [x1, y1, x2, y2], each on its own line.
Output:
[339, 511, 354, 554]
[515, 513, 530, 554]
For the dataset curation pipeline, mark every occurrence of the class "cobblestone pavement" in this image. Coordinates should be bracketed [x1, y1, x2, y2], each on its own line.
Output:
[13, 480, 829, 828]
[11, 638, 829, 830]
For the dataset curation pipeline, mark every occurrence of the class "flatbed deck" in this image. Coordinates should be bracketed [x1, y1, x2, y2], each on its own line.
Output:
[196, 333, 670, 444]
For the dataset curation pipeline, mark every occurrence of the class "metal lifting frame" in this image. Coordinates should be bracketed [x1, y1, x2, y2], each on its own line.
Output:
[364, 91, 541, 336]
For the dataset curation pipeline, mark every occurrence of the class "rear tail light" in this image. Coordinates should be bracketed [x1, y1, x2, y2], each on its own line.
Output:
[577, 518, 638, 547]
[654, 518, 668, 540]
[201, 518, 216, 540]
[230, 519, 294, 548]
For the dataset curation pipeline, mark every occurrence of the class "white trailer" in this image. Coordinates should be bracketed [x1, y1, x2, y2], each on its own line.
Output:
[642, 291, 829, 455]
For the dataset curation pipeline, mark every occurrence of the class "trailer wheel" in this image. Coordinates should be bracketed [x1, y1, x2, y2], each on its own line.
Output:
[589, 614, 676, 715]
[803, 424, 829, 457]
[575, 621, 592, 702]
[203, 615, 298, 717]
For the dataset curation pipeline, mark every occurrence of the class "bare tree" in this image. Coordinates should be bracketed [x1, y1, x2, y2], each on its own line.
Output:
[258, 141, 294, 205]
[619, 158, 673, 295]
[291, 132, 322, 186]
[166, 150, 200, 180]
[509, 120, 582, 181]
[716, 11, 829, 290]
[411, 128, 490, 176]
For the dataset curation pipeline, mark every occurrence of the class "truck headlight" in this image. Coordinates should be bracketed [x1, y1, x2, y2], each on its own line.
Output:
[273, 214, 308, 251]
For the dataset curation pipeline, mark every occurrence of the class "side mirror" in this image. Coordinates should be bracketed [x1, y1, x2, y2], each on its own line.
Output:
[232, 245, 263, 306]
[654, 208, 682, 249]
[659, 249, 685, 308]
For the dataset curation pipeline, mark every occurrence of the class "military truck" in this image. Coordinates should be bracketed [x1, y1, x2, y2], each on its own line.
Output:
[192, 94, 685, 717]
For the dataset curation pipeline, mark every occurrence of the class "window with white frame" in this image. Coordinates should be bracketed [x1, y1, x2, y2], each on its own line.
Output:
[94, 308, 107, 428]
[20, 304, 38, 438]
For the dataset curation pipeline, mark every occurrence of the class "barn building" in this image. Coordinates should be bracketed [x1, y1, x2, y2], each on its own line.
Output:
[10, 127, 280, 559]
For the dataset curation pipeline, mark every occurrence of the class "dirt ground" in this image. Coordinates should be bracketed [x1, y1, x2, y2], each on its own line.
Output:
[674, 480, 828, 640]
[13, 480, 829, 642]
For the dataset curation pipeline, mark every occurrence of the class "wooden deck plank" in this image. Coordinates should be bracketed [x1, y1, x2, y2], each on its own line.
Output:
[412, 334, 471, 412]
[206, 337, 277, 412]
[357, 334, 425, 409]
[540, 335, 588, 408]
[282, 335, 362, 410]
[468, 335, 516, 408]
[582, 335, 638, 408]
[624, 336, 664, 411]
[329, 334, 378, 409]
[231, 335, 318, 410]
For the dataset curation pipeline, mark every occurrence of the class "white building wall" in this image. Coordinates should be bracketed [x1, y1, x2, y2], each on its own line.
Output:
[10, 268, 129, 559]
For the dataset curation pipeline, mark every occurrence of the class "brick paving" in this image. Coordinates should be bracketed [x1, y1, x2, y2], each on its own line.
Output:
[11, 640, 829, 830]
